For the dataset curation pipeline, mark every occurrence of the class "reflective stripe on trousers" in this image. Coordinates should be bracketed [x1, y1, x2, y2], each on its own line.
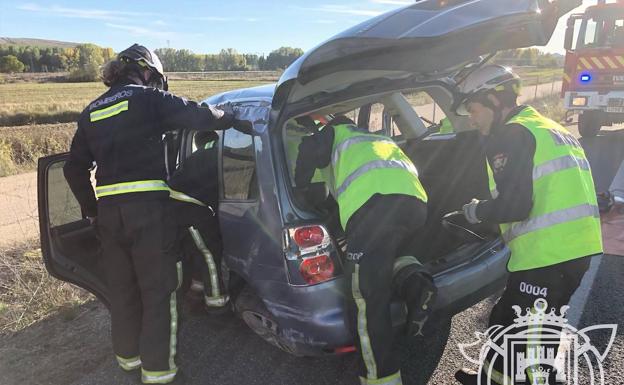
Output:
[188, 227, 229, 307]
[170, 189, 206, 207]
[141, 370, 177, 384]
[116, 355, 141, 371]
[95, 180, 169, 198]
[336, 159, 419, 198]
[352, 264, 378, 379]
[482, 359, 512, 385]
[392, 256, 422, 276]
[142, 262, 182, 383]
[359, 371, 403, 385]
[502, 204, 600, 243]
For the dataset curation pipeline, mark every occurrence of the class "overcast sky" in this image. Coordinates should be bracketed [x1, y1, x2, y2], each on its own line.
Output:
[0, 0, 597, 55]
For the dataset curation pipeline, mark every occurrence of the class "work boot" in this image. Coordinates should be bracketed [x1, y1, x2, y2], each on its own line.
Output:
[121, 367, 141, 383]
[168, 371, 187, 385]
[140, 371, 187, 385]
[455, 368, 479, 385]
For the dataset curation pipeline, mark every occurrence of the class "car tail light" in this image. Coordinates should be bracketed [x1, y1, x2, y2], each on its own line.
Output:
[334, 345, 356, 354]
[299, 255, 335, 284]
[293, 226, 325, 248]
[283, 224, 341, 285]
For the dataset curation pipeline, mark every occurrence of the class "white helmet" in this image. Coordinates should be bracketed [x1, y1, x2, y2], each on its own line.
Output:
[454, 64, 521, 115]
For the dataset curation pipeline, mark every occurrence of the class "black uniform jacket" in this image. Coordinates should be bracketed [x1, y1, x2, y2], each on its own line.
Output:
[168, 145, 219, 226]
[476, 105, 536, 224]
[294, 116, 358, 187]
[64, 80, 230, 217]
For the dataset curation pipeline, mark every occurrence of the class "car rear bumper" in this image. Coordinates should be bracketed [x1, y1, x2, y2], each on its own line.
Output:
[252, 241, 509, 356]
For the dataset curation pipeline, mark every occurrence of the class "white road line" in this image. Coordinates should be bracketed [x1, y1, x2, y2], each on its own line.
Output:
[566, 255, 603, 327]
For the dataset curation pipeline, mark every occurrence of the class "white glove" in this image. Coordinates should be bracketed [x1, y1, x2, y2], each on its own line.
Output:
[462, 199, 482, 224]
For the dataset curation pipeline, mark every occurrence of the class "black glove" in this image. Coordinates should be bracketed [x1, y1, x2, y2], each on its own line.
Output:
[597, 191, 614, 213]
[208, 102, 254, 135]
[203, 102, 234, 130]
[232, 119, 253, 135]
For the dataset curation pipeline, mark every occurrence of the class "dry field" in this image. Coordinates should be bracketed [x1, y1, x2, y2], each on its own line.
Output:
[0, 76, 275, 175]
[0, 74, 275, 334]
[0, 78, 275, 126]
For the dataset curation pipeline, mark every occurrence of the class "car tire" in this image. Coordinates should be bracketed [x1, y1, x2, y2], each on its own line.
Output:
[578, 111, 602, 138]
[235, 286, 304, 356]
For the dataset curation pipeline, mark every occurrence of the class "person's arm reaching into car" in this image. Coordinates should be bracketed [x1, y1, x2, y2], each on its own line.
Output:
[464, 124, 535, 224]
[148, 88, 234, 133]
[294, 126, 334, 187]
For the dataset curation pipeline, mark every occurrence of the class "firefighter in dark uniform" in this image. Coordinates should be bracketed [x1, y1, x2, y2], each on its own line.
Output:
[168, 131, 228, 310]
[63, 44, 237, 385]
[452, 65, 603, 385]
[295, 116, 436, 385]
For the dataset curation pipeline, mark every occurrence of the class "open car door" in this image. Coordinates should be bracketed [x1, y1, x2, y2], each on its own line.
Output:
[38, 154, 110, 306]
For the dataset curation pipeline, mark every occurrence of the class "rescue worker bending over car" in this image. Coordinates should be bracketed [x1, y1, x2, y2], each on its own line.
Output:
[63, 43, 245, 385]
[169, 131, 228, 311]
[453, 65, 603, 385]
[295, 115, 436, 385]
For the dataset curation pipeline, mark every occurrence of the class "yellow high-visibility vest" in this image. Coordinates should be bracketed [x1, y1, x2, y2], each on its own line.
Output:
[487, 106, 602, 272]
[320, 124, 428, 229]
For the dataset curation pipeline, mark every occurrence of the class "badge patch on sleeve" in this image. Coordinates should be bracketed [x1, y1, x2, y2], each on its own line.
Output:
[491, 153, 508, 174]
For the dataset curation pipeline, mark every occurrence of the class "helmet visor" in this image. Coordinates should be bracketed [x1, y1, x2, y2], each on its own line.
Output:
[452, 93, 470, 116]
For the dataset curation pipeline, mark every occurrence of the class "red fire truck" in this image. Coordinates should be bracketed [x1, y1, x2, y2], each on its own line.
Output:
[562, 0, 624, 137]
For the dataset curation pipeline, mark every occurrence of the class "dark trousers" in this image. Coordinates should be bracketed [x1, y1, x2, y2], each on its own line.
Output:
[97, 199, 181, 374]
[483, 256, 591, 384]
[178, 213, 225, 303]
[344, 194, 427, 382]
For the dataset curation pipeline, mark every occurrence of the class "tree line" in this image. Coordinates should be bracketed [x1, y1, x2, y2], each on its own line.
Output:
[154, 47, 304, 72]
[493, 48, 563, 68]
[0, 44, 304, 76]
[0, 43, 561, 80]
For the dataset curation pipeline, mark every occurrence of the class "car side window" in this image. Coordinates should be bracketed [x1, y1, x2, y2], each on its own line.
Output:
[47, 160, 84, 227]
[222, 128, 257, 200]
[402, 90, 449, 137]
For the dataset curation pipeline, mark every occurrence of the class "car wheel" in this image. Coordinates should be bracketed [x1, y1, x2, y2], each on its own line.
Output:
[578, 111, 602, 138]
[235, 286, 303, 356]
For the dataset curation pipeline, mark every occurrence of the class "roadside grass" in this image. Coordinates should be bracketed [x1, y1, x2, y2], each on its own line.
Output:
[531, 93, 567, 123]
[0, 79, 273, 126]
[515, 67, 563, 86]
[0, 123, 75, 177]
[0, 240, 92, 334]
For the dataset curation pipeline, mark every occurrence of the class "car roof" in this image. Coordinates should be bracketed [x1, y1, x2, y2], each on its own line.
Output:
[203, 83, 275, 105]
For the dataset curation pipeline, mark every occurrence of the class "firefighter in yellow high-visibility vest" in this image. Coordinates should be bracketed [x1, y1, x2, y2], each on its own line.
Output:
[295, 115, 436, 385]
[452, 65, 603, 385]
